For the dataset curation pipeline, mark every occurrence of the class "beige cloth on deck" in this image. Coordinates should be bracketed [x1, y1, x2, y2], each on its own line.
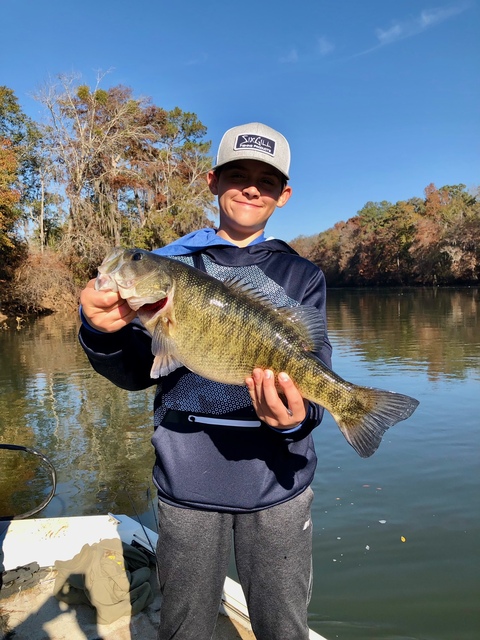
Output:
[53, 538, 154, 624]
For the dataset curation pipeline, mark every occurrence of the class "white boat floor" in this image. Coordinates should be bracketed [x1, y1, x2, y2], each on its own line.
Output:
[1, 569, 256, 640]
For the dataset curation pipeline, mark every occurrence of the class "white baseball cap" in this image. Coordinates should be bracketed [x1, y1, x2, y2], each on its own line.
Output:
[213, 122, 290, 180]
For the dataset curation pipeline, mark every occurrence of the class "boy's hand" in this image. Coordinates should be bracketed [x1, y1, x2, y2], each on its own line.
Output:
[80, 279, 137, 333]
[245, 368, 308, 430]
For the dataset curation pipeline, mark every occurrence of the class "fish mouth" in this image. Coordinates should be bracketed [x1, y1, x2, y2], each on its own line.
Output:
[124, 291, 169, 312]
[139, 297, 168, 313]
[95, 273, 118, 291]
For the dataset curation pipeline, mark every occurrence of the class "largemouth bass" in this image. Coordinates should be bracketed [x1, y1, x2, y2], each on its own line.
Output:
[95, 248, 419, 458]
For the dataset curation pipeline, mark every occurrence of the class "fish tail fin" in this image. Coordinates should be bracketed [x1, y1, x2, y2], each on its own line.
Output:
[332, 387, 419, 458]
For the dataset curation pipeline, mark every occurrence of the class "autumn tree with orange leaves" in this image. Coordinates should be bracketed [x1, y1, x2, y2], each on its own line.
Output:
[0, 138, 20, 248]
[0, 87, 29, 284]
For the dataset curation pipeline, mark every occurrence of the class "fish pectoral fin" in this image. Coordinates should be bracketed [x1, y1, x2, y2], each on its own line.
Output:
[150, 354, 184, 378]
[149, 319, 183, 378]
[151, 320, 174, 355]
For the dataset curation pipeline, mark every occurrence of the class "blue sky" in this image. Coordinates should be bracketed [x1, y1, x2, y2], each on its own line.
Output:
[2, 0, 478, 241]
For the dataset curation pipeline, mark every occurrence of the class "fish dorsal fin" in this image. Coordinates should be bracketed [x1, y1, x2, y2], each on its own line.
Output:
[222, 276, 273, 306]
[276, 305, 325, 353]
[223, 277, 325, 352]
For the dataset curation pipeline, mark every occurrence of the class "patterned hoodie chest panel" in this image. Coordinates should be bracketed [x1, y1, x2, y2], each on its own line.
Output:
[201, 255, 300, 308]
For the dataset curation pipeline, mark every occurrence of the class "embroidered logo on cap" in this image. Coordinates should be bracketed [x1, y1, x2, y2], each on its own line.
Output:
[234, 134, 276, 157]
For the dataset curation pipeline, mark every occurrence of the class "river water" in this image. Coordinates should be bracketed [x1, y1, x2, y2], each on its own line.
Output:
[1, 288, 479, 640]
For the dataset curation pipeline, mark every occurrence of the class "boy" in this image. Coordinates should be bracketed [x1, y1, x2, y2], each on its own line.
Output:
[79, 122, 332, 639]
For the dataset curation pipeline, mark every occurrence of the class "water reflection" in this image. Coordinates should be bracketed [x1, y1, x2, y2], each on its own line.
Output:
[0, 314, 155, 519]
[327, 287, 480, 381]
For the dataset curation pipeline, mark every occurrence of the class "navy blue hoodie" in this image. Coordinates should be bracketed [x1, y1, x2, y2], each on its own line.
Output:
[79, 238, 332, 512]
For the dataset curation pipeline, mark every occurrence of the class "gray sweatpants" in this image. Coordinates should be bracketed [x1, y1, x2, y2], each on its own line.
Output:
[156, 487, 313, 640]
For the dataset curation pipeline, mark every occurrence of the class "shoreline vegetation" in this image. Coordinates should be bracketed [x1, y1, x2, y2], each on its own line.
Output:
[1, 79, 479, 323]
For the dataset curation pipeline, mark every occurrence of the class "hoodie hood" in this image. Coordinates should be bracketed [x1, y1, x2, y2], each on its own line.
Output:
[153, 228, 298, 267]
[152, 228, 262, 256]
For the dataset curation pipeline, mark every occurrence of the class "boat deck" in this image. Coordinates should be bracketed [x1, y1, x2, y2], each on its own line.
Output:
[1, 515, 326, 640]
[1, 570, 255, 640]
[0, 514, 256, 640]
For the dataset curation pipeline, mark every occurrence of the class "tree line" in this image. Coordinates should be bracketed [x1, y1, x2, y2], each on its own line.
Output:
[291, 182, 480, 286]
[1, 76, 479, 317]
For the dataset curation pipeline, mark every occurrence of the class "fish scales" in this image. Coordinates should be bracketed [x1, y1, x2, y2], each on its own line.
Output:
[162, 261, 303, 383]
[95, 248, 419, 458]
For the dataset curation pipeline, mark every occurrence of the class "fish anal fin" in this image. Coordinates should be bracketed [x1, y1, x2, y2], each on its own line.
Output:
[333, 388, 419, 458]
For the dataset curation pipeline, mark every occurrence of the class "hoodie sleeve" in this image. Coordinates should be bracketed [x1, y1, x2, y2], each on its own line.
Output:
[79, 319, 156, 391]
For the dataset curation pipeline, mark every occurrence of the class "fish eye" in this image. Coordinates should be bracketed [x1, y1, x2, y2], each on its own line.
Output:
[132, 252, 143, 261]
